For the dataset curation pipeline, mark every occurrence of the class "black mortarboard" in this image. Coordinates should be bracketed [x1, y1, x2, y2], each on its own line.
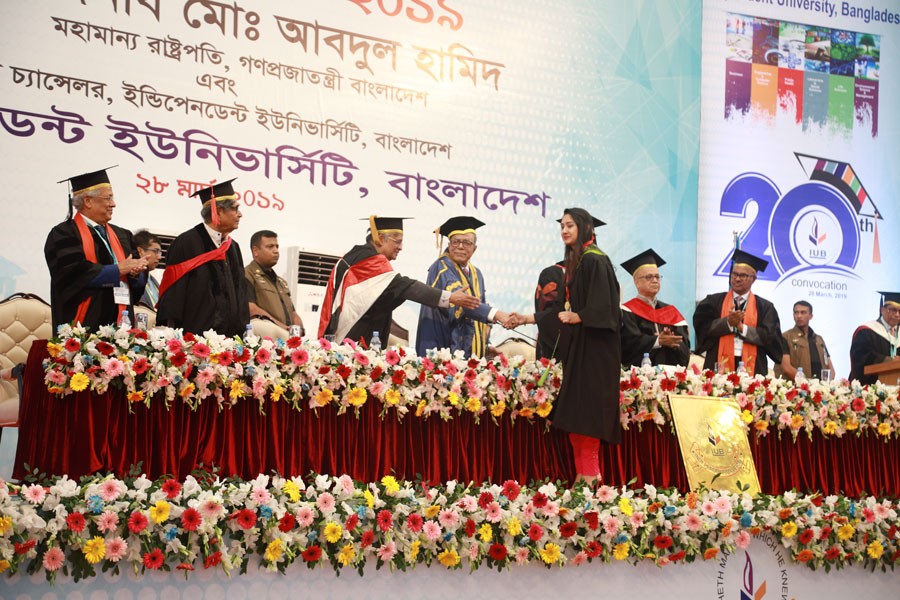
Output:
[731, 248, 768, 273]
[363, 215, 411, 244]
[191, 178, 238, 204]
[556, 209, 606, 228]
[58, 166, 116, 218]
[878, 291, 900, 308]
[436, 216, 485, 238]
[620, 248, 666, 276]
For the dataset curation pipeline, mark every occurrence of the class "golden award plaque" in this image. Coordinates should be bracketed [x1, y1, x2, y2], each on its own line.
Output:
[668, 395, 761, 496]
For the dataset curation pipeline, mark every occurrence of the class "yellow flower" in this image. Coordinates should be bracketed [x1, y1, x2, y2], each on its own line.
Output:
[424, 505, 441, 519]
[180, 382, 196, 398]
[265, 538, 284, 562]
[347, 387, 367, 407]
[315, 388, 334, 406]
[408, 540, 421, 562]
[536, 402, 553, 418]
[117, 354, 131, 363]
[479, 523, 493, 543]
[741, 410, 753, 424]
[283, 480, 300, 502]
[47, 342, 63, 358]
[0, 559, 9, 573]
[324, 521, 343, 544]
[781, 521, 797, 537]
[83, 536, 106, 564]
[506, 516, 522, 537]
[127, 390, 144, 403]
[877, 422, 891, 437]
[381, 475, 399, 495]
[271, 384, 285, 402]
[867, 540, 884, 559]
[613, 542, 630, 560]
[437, 548, 460, 568]
[837, 524, 855, 541]
[0, 515, 14, 534]
[519, 407, 534, 418]
[490, 401, 506, 417]
[540, 542, 561, 564]
[384, 389, 401, 405]
[338, 543, 355, 566]
[416, 400, 427, 417]
[448, 392, 459, 406]
[364, 489, 375, 509]
[754, 420, 769, 432]
[229, 379, 244, 400]
[619, 497, 633, 516]
[823, 421, 837, 435]
[846, 418, 859, 431]
[70, 372, 90, 392]
[150, 500, 170, 524]
[790, 414, 804, 429]
[466, 397, 481, 413]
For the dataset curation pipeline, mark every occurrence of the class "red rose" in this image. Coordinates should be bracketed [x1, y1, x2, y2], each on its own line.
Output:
[181, 508, 202, 532]
[143, 548, 165, 570]
[302, 545, 322, 562]
[488, 543, 508, 561]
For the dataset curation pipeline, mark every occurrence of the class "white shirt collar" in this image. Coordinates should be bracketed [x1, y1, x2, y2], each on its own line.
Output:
[203, 222, 225, 246]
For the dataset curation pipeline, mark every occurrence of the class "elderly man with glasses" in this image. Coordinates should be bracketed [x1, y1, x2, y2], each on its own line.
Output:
[619, 249, 690, 367]
[693, 249, 785, 376]
[416, 216, 511, 357]
[849, 291, 900, 385]
[318, 216, 480, 348]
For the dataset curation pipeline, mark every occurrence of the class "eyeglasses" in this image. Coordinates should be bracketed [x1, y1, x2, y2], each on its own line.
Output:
[449, 240, 475, 248]
[143, 247, 162, 255]
[94, 195, 114, 203]
[730, 273, 755, 280]
[384, 235, 404, 245]
[884, 307, 900, 315]
[637, 274, 661, 281]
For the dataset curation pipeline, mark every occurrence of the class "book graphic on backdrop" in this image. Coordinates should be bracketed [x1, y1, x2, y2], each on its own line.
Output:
[724, 14, 880, 138]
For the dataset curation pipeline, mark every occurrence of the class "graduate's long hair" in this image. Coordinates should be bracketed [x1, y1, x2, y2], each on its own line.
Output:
[561, 207, 596, 276]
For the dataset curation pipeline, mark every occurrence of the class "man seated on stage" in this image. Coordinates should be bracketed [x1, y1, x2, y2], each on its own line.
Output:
[693, 249, 784, 376]
[156, 179, 250, 337]
[44, 166, 147, 331]
[774, 300, 834, 380]
[619, 248, 690, 367]
[133, 230, 162, 308]
[416, 216, 510, 357]
[245, 229, 304, 333]
[318, 215, 481, 347]
[849, 291, 900, 385]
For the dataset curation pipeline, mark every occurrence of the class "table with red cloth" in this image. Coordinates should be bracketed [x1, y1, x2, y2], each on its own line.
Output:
[13, 343, 899, 496]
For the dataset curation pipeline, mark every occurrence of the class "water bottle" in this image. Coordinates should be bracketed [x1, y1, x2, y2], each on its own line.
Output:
[640, 353, 652, 368]
[370, 331, 381, 352]
[120, 312, 131, 329]
[136, 312, 148, 330]
[244, 323, 255, 341]
[737, 361, 747, 375]
[795, 367, 805, 382]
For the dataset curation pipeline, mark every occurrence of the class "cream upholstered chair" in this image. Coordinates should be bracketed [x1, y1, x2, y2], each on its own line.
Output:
[0, 293, 53, 439]
[494, 337, 536, 361]
[250, 317, 290, 341]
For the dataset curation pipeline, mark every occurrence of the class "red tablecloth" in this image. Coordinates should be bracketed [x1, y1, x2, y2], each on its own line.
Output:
[14, 343, 899, 495]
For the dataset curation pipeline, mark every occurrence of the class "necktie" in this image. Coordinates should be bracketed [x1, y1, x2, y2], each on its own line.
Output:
[94, 224, 109, 242]
[734, 296, 745, 311]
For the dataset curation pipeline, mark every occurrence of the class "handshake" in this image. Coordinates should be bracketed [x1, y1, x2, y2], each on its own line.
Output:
[492, 311, 534, 329]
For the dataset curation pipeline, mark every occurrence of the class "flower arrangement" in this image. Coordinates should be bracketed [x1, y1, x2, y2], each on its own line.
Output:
[1, 473, 897, 583]
[42, 326, 900, 439]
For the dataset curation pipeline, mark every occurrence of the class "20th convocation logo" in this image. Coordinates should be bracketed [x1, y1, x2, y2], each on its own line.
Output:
[714, 152, 882, 283]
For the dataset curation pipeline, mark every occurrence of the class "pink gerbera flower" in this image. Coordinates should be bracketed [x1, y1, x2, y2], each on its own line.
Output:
[685, 513, 703, 532]
[296, 506, 315, 527]
[42, 546, 65, 571]
[104, 358, 124, 377]
[97, 510, 119, 532]
[291, 349, 309, 366]
[735, 530, 752, 549]
[192, 343, 211, 359]
[423, 520, 442, 541]
[199, 498, 224, 520]
[22, 484, 46, 505]
[250, 486, 271, 505]
[316, 492, 335, 513]
[701, 501, 716, 516]
[99, 479, 123, 502]
[438, 508, 459, 529]
[714, 497, 732, 514]
[596, 486, 616, 503]
[377, 541, 397, 561]
[515, 547, 530, 564]
[603, 517, 619, 536]
[354, 352, 370, 366]
[255, 347, 271, 364]
[484, 501, 502, 523]
[106, 537, 128, 562]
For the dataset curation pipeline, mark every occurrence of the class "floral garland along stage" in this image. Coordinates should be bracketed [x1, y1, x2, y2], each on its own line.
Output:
[43, 325, 900, 439]
[0, 473, 897, 582]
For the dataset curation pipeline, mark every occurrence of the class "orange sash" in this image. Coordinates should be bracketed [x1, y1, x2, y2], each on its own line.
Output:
[716, 293, 759, 375]
[72, 212, 128, 325]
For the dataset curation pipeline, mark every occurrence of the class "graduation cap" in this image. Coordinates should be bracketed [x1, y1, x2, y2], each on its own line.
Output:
[364, 215, 411, 244]
[58, 166, 116, 219]
[192, 178, 237, 227]
[436, 216, 485, 238]
[731, 248, 768, 273]
[556, 209, 606, 228]
[621, 248, 665, 276]
[878, 291, 900, 308]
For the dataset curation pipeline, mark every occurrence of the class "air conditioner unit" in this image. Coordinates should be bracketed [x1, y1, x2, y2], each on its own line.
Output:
[287, 247, 340, 335]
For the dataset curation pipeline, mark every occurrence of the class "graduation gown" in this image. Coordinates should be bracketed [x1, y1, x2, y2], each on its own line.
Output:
[319, 244, 442, 346]
[416, 254, 493, 357]
[44, 217, 144, 331]
[693, 291, 783, 375]
[156, 224, 249, 337]
[533, 262, 565, 360]
[620, 298, 690, 367]
[549, 248, 622, 444]
[849, 320, 896, 384]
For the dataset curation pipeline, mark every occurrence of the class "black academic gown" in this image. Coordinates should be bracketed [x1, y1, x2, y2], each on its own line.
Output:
[533, 262, 565, 360]
[693, 291, 783, 375]
[323, 244, 442, 346]
[849, 323, 894, 384]
[620, 300, 690, 367]
[44, 218, 144, 331]
[544, 249, 621, 444]
[156, 224, 249, 337]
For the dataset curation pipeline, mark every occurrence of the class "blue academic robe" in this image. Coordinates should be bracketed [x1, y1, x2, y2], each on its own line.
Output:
[416, 255, 493, 356]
